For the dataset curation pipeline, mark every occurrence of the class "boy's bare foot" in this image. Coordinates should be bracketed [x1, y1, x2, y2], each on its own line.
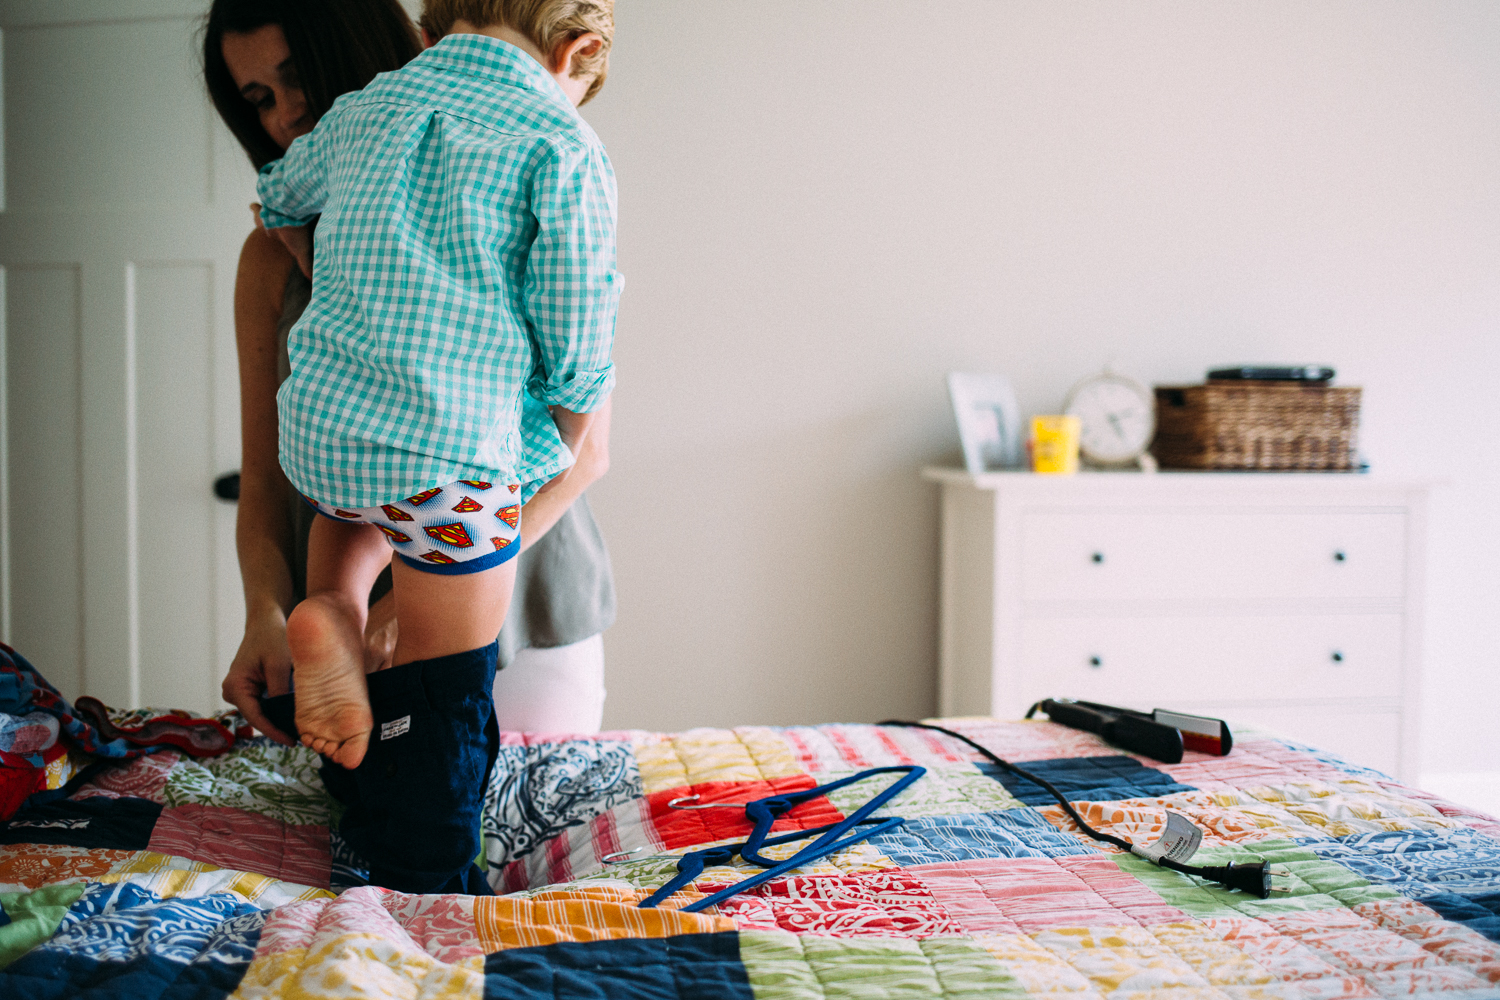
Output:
[287, 595, 374, 769]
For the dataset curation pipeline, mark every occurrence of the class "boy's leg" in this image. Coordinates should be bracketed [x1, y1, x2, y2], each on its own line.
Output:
[389, 556, 516, 666]
[288, 516, 391, 768]
[340, 558, 516, 893]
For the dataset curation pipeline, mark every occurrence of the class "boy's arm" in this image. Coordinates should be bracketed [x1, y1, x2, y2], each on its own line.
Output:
[523, 140, 621, 417]
[255, 124, 332, 231]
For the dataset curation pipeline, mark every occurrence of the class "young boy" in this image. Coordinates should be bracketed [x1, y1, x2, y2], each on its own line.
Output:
[254, 0, 619, 894]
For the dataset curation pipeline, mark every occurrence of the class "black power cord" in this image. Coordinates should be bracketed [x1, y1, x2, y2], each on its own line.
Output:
[879, 719, 1277, 899]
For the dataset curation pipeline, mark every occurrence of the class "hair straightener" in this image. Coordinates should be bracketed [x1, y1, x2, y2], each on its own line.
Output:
[1025, 699, 1233, 764]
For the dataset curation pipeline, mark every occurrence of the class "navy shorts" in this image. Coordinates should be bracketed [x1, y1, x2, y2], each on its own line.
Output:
[261, 642, 499, 895]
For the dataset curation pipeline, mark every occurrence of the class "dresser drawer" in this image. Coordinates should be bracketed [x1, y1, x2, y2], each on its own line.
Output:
[1020, 510, 1406, 602]
[1015, 614, 1403, 709]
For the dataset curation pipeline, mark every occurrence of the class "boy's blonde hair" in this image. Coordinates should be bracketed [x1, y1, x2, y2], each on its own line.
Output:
[421, 0, 613, 104]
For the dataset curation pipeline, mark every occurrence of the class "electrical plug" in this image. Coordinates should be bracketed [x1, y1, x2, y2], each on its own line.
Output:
[1182, 861, 1291, 898]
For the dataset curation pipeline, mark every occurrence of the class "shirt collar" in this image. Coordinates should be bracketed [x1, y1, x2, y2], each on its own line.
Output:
[417, 33, 561, 99]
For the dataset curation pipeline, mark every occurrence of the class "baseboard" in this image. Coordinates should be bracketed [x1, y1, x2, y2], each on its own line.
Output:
[1420, 771, 1500, 818]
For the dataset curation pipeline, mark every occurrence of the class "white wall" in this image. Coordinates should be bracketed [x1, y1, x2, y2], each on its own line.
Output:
[576, 1, 1500, 775]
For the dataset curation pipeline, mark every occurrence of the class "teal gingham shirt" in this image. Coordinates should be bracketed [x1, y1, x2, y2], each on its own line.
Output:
[256, 34, 619, 508]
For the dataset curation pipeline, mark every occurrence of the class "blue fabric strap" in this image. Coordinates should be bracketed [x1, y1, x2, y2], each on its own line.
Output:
[637, 765, 925, 911]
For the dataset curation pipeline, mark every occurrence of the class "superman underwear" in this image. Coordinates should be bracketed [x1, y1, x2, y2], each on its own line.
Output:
[302, 481, 522, 575]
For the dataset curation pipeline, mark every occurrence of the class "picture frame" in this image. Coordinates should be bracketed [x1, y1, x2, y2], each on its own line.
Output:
[948, 372, 1024, 473]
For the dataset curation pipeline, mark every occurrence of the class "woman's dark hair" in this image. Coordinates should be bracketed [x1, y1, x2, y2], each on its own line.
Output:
[204, 0, 421, 169]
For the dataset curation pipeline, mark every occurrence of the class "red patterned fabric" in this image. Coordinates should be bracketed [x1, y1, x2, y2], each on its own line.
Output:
[713, 867, 964, 937]
[146, 804, 330, 887]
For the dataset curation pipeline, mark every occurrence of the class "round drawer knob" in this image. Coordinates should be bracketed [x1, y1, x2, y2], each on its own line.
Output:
[1331, 651, 1344, 663]
[1333, 551, 1346, 562]
[1091, 552, 1104, 564]
[1089, 655, 1102, 668]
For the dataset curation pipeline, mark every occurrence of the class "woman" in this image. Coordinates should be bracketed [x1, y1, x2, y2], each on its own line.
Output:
[205, 0, 616, 743]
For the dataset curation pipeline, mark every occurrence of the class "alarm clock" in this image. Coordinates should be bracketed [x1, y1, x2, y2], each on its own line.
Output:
[1063, 369, 1156, 467]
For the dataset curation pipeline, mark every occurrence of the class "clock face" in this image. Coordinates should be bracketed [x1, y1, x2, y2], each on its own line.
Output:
[1065, 374, 1155, 464]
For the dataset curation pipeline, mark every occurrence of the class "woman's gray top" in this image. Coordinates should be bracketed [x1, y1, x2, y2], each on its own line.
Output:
[275, 268, 616, 668]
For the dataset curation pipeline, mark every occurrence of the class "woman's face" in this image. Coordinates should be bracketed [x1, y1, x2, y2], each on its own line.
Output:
[222, 24, 313, 151]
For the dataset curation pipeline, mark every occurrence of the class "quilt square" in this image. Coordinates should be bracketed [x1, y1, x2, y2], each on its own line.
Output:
[0, 881, 266, 998]
[1422, 890, 1500, 944]
[981, 754, 1195, 806]
[910, 855, 1187, 935]
[1305, 825, 1500, 900]
[648, 775, 842, 850]
[775, 724, 975, 775]
[712, 867, 964, 938]
[868, 807, 1099, 866]
[482, 929, 753, 999]
[163, 741, 329, 828]
[147, 804, 329, 888]
[482, 738, 642, 872]
[0, 796, 162, 850]
[817, 763, 1023, 819]
[633, 728, 803, 795]
[474, 888, 734, 952]
[70, 750, 179, 804]
[737, 930, 1014, 1000]
[0, 845, 137, 892]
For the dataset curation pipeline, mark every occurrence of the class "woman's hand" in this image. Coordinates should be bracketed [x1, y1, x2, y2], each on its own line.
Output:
[223, 604, 296, 745]
[250, 203, 314, 279]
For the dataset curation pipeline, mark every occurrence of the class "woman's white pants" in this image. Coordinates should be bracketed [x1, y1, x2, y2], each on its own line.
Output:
[491, 633, 606, 734]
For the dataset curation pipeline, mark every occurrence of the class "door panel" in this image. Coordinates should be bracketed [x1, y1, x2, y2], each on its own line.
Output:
[133, 262, 217, 709]
[0, 2, 257, 712]
[7, 19, 213, 209]
[5, 264, 83, 699]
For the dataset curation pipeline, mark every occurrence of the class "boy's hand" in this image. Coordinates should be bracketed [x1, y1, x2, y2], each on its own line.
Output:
[250, 203, 314, 279]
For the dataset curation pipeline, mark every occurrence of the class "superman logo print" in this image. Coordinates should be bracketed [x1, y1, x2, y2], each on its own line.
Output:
[424, 522, 475, 548]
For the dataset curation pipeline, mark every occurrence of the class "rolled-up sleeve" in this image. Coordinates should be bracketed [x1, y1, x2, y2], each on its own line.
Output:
[255, 125, 331, 230]
[522, 138, 621, 413]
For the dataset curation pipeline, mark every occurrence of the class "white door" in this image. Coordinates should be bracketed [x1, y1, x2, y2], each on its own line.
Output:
[0, 0, 256, 712]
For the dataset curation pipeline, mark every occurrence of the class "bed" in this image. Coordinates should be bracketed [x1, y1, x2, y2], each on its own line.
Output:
[2, 709, 1499, 999]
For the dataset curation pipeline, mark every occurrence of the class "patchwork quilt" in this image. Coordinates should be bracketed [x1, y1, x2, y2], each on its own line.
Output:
[1, 715, 1499, 998]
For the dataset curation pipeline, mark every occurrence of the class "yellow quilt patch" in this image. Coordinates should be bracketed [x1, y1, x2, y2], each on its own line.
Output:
[633, 727, 804, 794]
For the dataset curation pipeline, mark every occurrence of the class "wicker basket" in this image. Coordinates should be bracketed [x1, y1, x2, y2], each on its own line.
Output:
[1151, 382, 1362, 471]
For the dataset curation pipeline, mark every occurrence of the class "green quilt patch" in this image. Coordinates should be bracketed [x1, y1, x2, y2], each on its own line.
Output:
[0, 882, 86, 970]
[164, 742, 331, 827]
[821, 764, 1024, 819]
[1113, 838, 1399, 919]
[740, 931, 1025, 999]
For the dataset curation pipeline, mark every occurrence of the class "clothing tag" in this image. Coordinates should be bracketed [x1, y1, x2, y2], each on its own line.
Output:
[1129, 811, 1203, 864]
[380, 715, 411, 741]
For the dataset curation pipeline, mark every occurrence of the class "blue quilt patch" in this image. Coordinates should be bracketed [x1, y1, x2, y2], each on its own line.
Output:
[0, 882, 265, 999]
[482, 930, 752, 1000]
[1423, 890, 1500, 943]
[1304, 826, 1500, 899]
[0, 796, 162, 849]
[868, 807, 1099, 866]
[979, 755, 1194, 806]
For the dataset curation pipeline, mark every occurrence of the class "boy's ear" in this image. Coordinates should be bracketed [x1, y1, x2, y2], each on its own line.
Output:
[421, 26, 440, 49]
[551, 31, 603, 77]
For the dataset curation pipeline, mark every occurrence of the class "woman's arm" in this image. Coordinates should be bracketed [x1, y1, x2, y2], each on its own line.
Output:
[222, 225, 300, 743]
[520, 394, 612, 550]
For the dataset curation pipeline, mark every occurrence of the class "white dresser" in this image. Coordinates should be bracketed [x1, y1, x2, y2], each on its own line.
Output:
[923, 468, 1429, 782]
